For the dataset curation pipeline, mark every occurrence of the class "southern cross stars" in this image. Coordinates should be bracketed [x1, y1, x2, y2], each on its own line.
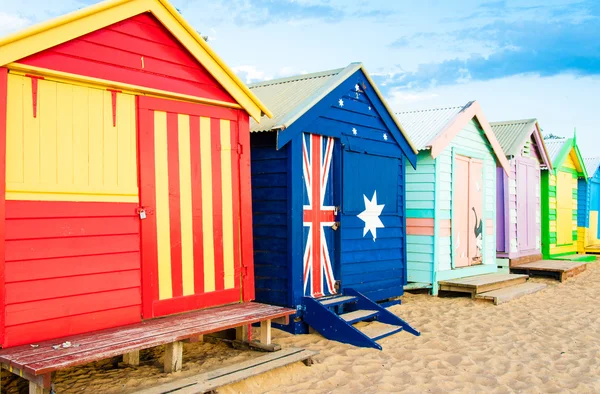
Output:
[357, 191, 385, 241]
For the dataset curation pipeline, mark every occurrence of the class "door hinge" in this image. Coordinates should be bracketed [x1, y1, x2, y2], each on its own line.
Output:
[237, 143, 243, 155]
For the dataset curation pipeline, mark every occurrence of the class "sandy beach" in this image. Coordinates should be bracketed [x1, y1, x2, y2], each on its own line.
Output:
[3, 262, 600, 393]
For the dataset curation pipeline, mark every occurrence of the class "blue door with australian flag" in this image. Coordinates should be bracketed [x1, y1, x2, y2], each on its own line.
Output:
[248, 63, 420, 348]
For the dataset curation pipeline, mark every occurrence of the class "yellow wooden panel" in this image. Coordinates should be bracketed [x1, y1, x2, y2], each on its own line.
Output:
[56, 82, 74, 185]
[556, 170, 573, 245]
[103, 91, 118, 188]
[549, 174, 556, 186]
[6, 74, 24, 184]
[200, 117, 215, 293]
[178, 114, 195, 297]
[73, 84, 90, 186]
[88, 88, 104, 189]
[154, 111, 173, 301]
[117, 91, 133, 189]
[5, 75, 138, 202]
[220, 119, 235, 290]
[39, 79, 58, 185]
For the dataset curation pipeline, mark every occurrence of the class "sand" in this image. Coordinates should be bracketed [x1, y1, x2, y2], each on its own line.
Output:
[3, 263, 600, 393]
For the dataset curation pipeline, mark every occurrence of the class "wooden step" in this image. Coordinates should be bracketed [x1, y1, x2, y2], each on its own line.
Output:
[358, 322, 403, 342]
[438, 273, 528, 296]
[511, 260, 587, 282]
[320, 295, 358, 307]
[475, 282, 547, 305]
[132, 347, 317, 394]
[340, 310, 379, 324]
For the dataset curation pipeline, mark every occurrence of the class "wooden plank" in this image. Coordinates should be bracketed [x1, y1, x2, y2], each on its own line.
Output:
[320, 296, 357, 306]
[475, 282, 547, 305]
[340, 310, 378, 324]
[24, 308, 287, 375]
[438, 273, 529, 294]
[357, 322, 403, 341]
[0, 303, 293, 376]
[131, 348, 317, 394]
[7, 303, 269, 366]
[512, 260, 585, 272]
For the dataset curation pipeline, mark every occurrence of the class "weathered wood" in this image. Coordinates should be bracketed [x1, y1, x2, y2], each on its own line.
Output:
[439, 273, 528, 295]
[248, 341, 280, 352]
[260, 320, 271, 345]
[510, 260, 587, 282]
[272, 316, 289, 325]
[123, 350, 140, 366]
[164, 341, 183, 373]
[509, 253, 544, 267]
[183, 334, 204, 344]
[0, 302, 294, 377]
[235, 325, 249, 342]
[131, 348, 317, 394]
[475, 282, 547, 305]
[28, 382, 50, 394]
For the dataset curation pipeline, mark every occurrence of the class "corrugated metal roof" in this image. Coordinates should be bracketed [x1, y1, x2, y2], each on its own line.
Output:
[248, 66, 353, 132]
[489, 119, 537, 157]
[583, 157, 600, 178]
[395, 102, 472, 150]
[544, 138, 567, 163]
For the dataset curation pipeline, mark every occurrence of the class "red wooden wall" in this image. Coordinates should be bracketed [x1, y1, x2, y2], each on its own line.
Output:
[18, 13, 235, 104]
[4, 201, 141, 347]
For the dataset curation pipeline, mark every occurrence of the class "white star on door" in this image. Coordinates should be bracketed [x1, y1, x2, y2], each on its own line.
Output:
[357, 191, 385, 241]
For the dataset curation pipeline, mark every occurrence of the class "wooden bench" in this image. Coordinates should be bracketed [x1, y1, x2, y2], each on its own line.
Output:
[0, 302, 294, 394]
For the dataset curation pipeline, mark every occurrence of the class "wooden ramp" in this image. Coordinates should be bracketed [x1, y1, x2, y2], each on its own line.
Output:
[549, 253, 596, 262]
[131, 347, 317, 394]
[511, 260, 587, 282]
[474, 282, 547, 305]
[438, 273, 529, 298]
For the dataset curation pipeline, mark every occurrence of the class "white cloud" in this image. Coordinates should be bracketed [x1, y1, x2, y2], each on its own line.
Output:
[0, 12, 31, 36]
[232, 65, 273, 84]
[388, 90, 440, 107]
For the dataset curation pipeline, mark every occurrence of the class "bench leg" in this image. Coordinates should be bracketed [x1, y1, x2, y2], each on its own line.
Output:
[260, 319, 272, 345]
[235, 325, 248, 341]
[164, 341, 183, 373]
[29, 381, 51, 394]
[123, 350, 140, 366]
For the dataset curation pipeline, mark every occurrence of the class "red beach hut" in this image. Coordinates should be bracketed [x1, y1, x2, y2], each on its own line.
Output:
[0, 0, 284, 350]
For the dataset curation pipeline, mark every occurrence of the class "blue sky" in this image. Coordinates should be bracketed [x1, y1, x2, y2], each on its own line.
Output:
[1, 0, 598, 157]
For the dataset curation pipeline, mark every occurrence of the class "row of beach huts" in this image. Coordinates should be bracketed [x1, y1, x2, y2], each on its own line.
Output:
[0, 0, 598, 392]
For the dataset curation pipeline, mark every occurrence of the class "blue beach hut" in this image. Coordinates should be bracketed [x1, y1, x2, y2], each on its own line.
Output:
[248, 63, 419, 349]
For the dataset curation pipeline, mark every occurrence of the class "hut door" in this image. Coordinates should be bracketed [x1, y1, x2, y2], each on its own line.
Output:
[516, 161, 537, 252]
[453, 155, 484, 268]
[302, 133, 339, 298]
[138, 96, 242, 318]
[556, 171, 573, 246]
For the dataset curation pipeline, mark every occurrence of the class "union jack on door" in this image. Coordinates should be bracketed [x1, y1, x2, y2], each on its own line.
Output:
[302, 133, 338, 297]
